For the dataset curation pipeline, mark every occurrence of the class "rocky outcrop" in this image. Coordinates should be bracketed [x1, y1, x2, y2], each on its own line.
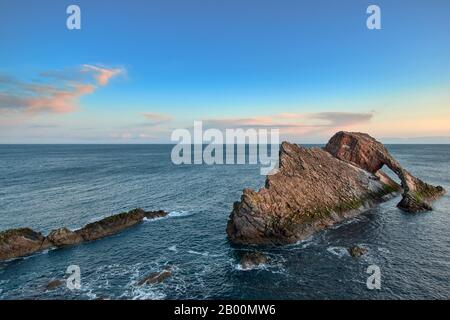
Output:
[239, 252, 269, 269]
[138, 266, 172, 285]
[47, 228, 83, 247]
[227, 132, 445, 245]
[0, 208, 168, 261]
[45, 279, 64, 291]
[325, 131, 445, 212]
[0, 228, 51, 261]
[348, 246, 368, 258]
[77, 209, 167, 242]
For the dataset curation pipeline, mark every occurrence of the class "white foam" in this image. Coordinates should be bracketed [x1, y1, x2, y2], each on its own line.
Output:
[85, 289, 98, 300]
[377, 247, 390, 254]
[188, 250, 223, 257]
[88, 215, 107, 223]
[168, 210, 194, 218]
[235, 263, 269, 271]
[143, 210, 193, 223]
[188, 250, 210, 257]
[295, 239, 313, 249]
[326, 246, 349, 258]
[143, 216, 165, 222]
[130, 286, 167, 300]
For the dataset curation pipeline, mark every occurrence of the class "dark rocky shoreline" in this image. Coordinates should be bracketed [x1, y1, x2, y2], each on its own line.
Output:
[0, 209, 168, 261]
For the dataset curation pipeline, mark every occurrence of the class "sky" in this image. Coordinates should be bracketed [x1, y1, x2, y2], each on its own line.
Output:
[0, 0, 449, 143]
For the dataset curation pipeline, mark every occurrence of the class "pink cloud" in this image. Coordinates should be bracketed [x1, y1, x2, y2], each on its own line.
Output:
[82, 65, 125, 86]
[26, 84, 96, 114]
[0, 65, 124, 115]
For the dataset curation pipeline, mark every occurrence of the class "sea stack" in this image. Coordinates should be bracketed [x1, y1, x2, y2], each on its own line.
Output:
[226, 132, 445, 245]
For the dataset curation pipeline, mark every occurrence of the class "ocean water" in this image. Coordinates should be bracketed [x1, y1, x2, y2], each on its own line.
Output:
[0, 144, 449, 300]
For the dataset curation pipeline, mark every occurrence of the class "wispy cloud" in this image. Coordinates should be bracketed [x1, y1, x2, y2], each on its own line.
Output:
[310, 112, 373, 127]
[142, 112, 173, 125]
[82, 65, 125, 86]
[201, 112, 373, 131]
[26, 124, 60, 129]
[0, 64, 125, 115]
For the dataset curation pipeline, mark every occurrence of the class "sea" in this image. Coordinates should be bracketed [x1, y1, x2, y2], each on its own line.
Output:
[0, 144, 449, 300]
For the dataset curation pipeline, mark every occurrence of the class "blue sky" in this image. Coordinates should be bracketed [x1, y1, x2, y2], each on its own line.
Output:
[0, 0, 449, 143]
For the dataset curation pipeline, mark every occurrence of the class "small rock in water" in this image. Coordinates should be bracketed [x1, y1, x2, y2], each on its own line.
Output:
[46, 279, 64, 291]
[138, 267, 172, 285]
[348, 246, 368, 258]
[397, 193, 432, 213]
[239, 252, 269, 269]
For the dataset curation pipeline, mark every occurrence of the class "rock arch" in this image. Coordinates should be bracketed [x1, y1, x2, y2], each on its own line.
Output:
[325, 131, 445, 212]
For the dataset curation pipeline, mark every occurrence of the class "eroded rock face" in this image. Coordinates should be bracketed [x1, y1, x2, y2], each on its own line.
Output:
[0, 208, 168, 261]
[227, 131, 445, 245]
[325, 131, 445, 212]
[0, 228, 49, 261]
[227, 141, 401, 245]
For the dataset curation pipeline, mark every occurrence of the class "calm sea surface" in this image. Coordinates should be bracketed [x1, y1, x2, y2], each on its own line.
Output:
[0, 144, 449, 299]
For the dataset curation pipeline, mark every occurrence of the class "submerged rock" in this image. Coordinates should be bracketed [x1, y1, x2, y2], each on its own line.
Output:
[227, 132, 445, 245]
[138, 267, 172, 285]
[46, 279, 64, 291]
[0, 208, 168, 261]
[348, 246, 368, 258]
[239, 252, 269, 269]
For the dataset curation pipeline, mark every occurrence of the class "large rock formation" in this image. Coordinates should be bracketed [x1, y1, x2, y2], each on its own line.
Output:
[325, 132, 445, 212]
[0, 208, 168, 261]
[227, 132, 445, 245]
